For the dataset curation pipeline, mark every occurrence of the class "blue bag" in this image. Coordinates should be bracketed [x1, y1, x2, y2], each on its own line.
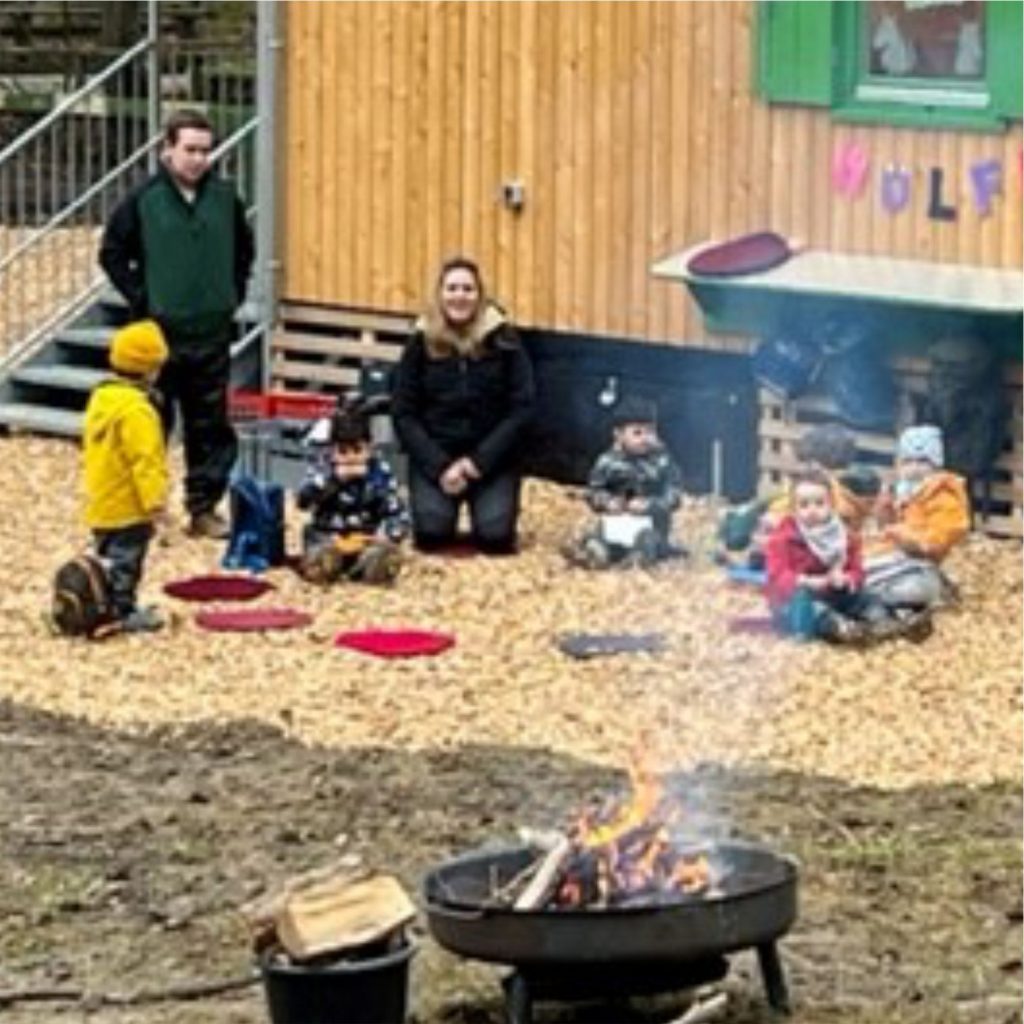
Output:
[751, 332, 822, 399]
[222, 475, 286, 574]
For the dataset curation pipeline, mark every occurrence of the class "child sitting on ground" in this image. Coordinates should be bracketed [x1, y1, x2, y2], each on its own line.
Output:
[82, 320, 170, 633]
[564, 397, 684, 569]
[718, 423, 881, 571]
[296, 405, 408, 585]
[764, 467, 924, 645]
[864, 424, 970, 610]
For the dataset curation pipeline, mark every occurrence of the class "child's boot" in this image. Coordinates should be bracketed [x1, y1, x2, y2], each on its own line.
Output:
[632, 529, 662, 567]
[120, 606, 164, 633]
[353, 543, 402, 584]
[818, 611, 871, 647]
[563, 534, 610, 570]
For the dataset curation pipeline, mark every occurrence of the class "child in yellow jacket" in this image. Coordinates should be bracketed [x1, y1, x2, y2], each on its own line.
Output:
[865, 424, 970, 609]
[83, 320, 169, 632]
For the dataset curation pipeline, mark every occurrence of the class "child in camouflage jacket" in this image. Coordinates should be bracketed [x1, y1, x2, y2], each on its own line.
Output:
[565, 397, 684, 569]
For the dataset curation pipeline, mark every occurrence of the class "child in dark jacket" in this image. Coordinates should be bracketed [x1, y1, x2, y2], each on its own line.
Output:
[296, 407, 408, 585]
[565, 397, 684, 569]
[765, 468, 898, 645]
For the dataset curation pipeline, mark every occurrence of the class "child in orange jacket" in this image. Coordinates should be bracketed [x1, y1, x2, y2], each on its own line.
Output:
[865, 424, 970, 609]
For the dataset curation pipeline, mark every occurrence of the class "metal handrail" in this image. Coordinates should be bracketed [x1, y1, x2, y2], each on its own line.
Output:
[0, 2, 261, 401]
[211, 118, 258, 163]
[0, 135, 162, 276]
[0, 36, 154, 169]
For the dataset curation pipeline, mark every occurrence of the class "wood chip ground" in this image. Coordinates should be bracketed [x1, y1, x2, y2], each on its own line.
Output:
[1, 435, 1019, 791]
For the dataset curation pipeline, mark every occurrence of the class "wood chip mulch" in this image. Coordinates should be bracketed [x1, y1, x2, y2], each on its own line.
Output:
[1, 435, 1019, 790]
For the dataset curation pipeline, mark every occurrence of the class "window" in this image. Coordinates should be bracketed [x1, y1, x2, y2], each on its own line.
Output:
[756, 0, 1022, 131]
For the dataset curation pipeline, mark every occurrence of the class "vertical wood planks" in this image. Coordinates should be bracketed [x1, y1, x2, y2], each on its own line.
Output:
[280, 2, 1023, 347]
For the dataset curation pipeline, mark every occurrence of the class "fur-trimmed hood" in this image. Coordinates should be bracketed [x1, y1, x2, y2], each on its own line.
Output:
[415, 301, 507, 359]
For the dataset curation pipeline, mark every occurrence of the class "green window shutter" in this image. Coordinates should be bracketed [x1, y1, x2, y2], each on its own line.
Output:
[989, 0, 1022, 120]
[756, 0, 835, 106]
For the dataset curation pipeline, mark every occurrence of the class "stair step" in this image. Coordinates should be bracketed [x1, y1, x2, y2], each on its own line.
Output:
[0, 403, 82, 437]
[12, 364, 109, 392]
[56, 325, 114, 350]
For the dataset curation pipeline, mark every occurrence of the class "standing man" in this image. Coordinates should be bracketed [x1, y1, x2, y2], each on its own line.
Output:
[99, 109, 254, 539]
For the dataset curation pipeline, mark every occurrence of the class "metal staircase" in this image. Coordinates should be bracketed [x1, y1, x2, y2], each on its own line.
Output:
[0, 0, 266, 439]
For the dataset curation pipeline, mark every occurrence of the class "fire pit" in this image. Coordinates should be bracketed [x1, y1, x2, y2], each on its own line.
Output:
[424, 840, 798, 1023]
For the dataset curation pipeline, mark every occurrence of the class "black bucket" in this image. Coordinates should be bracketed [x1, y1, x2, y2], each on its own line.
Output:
[260, 940, 415, 1024]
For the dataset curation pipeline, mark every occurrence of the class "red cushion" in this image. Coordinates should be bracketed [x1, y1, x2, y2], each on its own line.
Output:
[164, 575, 275, 602]
[687, 232, 791, 277]
[334, 629, 456, 658]
[196, 607, 313, 632]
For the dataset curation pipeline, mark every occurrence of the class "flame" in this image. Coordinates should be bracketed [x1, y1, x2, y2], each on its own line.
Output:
[576, 760, 660, 848]
[553, 754, 712, 908]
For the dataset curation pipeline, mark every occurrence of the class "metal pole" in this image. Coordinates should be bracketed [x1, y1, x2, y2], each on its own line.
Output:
[255, 0, 280, 392]
[147, 0, 160, 173]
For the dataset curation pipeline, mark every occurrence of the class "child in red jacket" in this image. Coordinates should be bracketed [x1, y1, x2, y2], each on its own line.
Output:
[765, 468, 896, 644]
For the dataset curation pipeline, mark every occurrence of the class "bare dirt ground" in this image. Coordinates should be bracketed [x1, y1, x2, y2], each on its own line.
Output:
[0, 435, 1020, 1023]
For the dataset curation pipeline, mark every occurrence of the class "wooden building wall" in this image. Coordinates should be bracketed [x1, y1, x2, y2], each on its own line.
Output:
[280, 1, 1023, 350]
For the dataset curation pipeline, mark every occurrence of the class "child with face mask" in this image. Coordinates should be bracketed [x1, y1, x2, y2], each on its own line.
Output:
[864, 424, 970, 611]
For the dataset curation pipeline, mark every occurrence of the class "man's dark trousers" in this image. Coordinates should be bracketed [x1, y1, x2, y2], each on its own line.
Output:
[156, 325, 238, 518]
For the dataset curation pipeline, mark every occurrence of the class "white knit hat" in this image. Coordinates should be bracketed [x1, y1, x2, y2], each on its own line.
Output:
[897, 424, 944, 467]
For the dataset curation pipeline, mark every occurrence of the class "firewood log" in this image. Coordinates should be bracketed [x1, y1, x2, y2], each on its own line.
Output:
[513, 836, 571, 910]
[666, 991, 729, 1024]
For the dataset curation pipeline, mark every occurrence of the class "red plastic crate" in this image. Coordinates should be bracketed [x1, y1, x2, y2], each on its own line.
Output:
[268, 391, 337, 420]
[228, 390, 337, 422]
[227, 390, 272, 421]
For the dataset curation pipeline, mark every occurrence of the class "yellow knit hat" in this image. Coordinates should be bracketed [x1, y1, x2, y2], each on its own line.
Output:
[109, 320, 168, 377]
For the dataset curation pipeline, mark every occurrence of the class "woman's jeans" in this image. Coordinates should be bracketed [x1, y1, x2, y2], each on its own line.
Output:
[408, 465, 521, 553]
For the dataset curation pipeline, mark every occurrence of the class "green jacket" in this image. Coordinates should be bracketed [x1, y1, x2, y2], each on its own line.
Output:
[99, 165, 254, 338]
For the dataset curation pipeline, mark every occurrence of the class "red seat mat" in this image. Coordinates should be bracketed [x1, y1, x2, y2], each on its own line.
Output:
[687, 231, 791, 277]
[164, 575, 275, 602]
[196, 607, 313, 632]
[334, 628, 456, 658]
[727, 614, 776, 636]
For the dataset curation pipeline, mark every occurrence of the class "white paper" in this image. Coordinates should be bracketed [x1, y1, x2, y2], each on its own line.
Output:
[600, 514, 653, 547]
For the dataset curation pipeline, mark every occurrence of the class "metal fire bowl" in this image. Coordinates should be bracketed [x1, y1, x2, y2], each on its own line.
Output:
[423, 842, 798, 967]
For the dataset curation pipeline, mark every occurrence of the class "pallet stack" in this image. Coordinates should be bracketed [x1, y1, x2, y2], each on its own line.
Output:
[270, 304, 413, 398]
[758, 357, 1023, 539]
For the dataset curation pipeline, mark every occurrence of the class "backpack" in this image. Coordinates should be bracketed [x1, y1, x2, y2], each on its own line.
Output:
[751, 331, 823, 399]
[819, 338, 897, 432]
[51, 553, 119, 639]
[222, 475, 286, 573]
[922, 336, 1006, 489]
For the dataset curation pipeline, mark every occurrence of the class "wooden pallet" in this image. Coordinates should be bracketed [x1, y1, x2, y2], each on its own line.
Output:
[271, 303, 414, 398]
[758, 358, 1023, 539]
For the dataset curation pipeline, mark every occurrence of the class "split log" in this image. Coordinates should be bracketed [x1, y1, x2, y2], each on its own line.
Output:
[513, 836, 571, 910]
[276, 873, 416, 961]
[666, 991, 729, 1024]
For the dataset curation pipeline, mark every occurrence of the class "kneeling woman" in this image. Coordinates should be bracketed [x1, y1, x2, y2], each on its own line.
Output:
[393, 257, 535, 554]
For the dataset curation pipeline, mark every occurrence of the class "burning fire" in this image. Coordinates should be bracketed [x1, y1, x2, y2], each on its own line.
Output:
[553, 760, 711, 908]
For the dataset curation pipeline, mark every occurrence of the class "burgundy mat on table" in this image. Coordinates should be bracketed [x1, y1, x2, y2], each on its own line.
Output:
[687, 231, 792, 277]
[164, 575, 275, 602]
[334, 628, 456, 658]
[196, 607, 313, 632]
